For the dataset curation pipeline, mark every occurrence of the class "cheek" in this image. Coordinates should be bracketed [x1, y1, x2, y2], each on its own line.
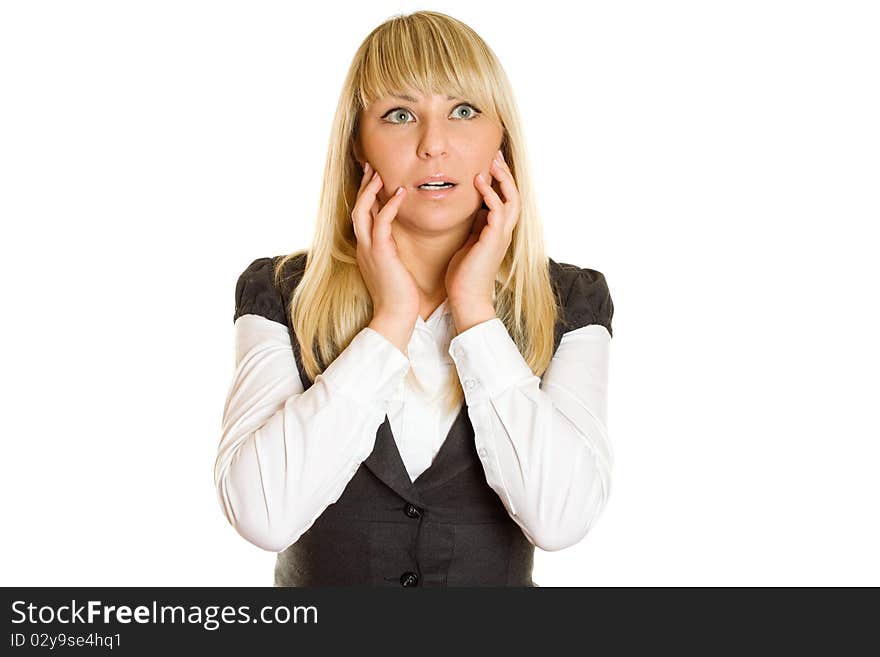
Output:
[366, 139, 404, 164]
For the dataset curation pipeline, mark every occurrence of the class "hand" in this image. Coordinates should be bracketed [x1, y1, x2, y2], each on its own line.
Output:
[352, 162, 420, 328]
[445, 149, 521, 311]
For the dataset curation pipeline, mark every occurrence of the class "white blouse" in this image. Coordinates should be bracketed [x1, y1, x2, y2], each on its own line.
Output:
[214, 298, 613, 554]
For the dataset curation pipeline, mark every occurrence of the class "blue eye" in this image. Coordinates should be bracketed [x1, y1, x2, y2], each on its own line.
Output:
[384, 108, 414, 124]
[381, 103, 482, 125]
[452, 104, 478, 120]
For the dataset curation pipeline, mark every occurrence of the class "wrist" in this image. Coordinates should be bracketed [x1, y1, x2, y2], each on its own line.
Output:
[368, 315, 415, 356]
[450, 301, 496, 336]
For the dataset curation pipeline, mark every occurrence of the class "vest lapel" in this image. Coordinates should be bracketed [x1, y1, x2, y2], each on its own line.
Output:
[363, 400, 474, 501]
[412, 402, 475, 492]
[363, 417, 423, 504]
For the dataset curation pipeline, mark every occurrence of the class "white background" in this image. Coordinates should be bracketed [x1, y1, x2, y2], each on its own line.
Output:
[1, 0, 878, 586]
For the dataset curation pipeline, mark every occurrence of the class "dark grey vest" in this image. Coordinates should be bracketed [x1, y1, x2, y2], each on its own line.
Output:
[233, 252, 613, 587]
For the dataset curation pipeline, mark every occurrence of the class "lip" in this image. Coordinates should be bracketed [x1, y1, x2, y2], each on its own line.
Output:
[413, 173, 459, 187]
[415, 183, 459, 200]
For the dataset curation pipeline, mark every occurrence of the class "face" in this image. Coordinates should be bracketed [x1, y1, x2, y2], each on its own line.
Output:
[353, 90, 505, 231]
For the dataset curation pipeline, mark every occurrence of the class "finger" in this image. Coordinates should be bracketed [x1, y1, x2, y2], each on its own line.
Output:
[373, 185, 406, 243]
[352, 171, 377, 241]
[490, 159, 521, 231]
[352, 167, 379, 214]
[357, 161, 372, 196]
[475, 173, 504, 217]
[368, 172, 385, 222]
[489, 158, 518, 207]
[352, 171, 382, 245]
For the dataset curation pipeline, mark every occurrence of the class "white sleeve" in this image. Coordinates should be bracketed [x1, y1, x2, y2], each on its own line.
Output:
[448, 318, 612, 552]
[214, 314, 411, 552]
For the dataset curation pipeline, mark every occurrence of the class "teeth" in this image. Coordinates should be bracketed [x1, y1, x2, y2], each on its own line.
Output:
[419, 182, 454, 188]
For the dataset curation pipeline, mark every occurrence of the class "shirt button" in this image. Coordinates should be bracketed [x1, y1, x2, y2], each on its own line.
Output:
[478, 447, 487, 457]
[464, 378, 476, 389]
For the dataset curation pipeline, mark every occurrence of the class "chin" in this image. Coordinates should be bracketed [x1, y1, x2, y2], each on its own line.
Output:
[397, 205, 475, 232]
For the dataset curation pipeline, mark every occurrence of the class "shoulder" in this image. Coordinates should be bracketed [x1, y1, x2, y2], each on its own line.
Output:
[233, 252, 308, 325]
[548, 257, 614, 338]
[273, 251, 309, 298]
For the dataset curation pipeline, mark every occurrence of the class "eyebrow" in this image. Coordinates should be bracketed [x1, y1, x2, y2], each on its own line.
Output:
[391, 94, 460, 102]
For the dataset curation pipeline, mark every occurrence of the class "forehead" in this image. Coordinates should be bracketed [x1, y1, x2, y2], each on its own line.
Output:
[388, 92, 460, 102]
[369, 91, 462, 106]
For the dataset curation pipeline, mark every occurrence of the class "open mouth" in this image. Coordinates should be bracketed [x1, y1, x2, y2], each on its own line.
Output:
[417, 182, 457, 190]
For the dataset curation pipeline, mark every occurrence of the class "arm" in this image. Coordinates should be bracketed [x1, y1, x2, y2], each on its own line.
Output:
[214, 314, 410, 552]
[448, 318, 613, 552]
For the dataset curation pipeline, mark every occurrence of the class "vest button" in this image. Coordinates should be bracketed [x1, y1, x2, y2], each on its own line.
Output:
[400, 571, 419, 587]
[404, 503, 422, 519]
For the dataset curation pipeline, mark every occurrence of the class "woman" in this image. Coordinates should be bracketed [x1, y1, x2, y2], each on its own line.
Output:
[214, 10, 614, 587]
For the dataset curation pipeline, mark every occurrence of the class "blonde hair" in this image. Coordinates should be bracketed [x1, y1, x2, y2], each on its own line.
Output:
[275, 10, 561, 415]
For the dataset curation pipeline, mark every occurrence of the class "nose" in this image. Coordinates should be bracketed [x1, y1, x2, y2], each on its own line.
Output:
[417, 116, 450, 159]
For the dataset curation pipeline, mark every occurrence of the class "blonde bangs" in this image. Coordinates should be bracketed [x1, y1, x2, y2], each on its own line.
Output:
[354, 12, 502, 124]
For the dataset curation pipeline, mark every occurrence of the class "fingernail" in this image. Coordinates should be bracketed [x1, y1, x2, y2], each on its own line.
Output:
[395, 186, 404, 195]
[363, 162, 368, 173]
[477, 173, 484, 182]
[372, 171, 378, 180]
[499, 150, 505, 162]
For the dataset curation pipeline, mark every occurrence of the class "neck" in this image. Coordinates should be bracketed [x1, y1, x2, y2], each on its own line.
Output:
[391, 209, 478, 305]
